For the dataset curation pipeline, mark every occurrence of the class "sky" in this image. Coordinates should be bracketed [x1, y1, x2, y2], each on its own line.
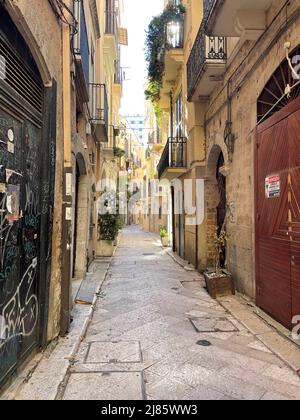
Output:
[120, 0, 163, 117]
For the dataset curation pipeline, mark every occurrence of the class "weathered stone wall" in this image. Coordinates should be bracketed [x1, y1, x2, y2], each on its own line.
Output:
[203, 1, 300, 298]
[6, 0, 64, 340]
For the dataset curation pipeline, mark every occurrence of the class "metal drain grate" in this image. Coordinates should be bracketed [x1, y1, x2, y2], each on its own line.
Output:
[197, 340, 212, 347]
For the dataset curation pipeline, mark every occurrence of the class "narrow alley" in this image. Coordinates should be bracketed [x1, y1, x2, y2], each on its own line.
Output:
[9, 227, 300, 401]
[2, 0, 300, 403]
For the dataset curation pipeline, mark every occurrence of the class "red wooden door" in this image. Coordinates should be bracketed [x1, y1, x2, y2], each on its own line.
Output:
[287, 111, 300, 322]
[256, 97, 300, 329]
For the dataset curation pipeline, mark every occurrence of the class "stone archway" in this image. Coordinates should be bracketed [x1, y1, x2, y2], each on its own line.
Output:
[202, 145, 227, 270]
[73, 153, 89, 279]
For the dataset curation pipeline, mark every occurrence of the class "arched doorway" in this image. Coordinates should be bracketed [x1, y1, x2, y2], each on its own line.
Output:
[216, 152, 227, 268]
[0, 4, 55, 386]
[205, 145, 227, 269]
[256, 46, 300, 329]
[73, 154, 89, 279]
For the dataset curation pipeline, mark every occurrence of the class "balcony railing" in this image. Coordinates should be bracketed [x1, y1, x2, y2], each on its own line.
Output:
[89, 83, 109, 129]
[105, 10, 118, 36]
[166, 20, 184, 49]
[157, 137, 187, 179]
[203, 0, 216, 23]
[187, 18, 227, 100]
[73, 0, 90, 85]
[114, 60, 124, 84]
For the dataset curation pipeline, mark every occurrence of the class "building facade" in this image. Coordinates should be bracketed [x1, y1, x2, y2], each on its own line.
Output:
[0, 0, 126, 389]
[157, 0, 300, 329]
[125, 114, 146, 143]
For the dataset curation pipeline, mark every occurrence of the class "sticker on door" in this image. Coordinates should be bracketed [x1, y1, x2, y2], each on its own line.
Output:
[265, 175, 281, 198]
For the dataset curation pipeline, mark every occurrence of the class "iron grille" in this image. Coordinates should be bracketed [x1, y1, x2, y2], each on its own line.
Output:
[157, 137, 187, 179]
[105, 10, 118, 36]
[0, 36, 43, 113]
[73, 0, 90, 85]
[187, 0, 227, 100]
[89, 83, 109, 129]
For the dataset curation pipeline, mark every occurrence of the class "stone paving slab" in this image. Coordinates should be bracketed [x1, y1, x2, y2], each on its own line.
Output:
[6, 226, 300, 400]
[84, 341, 142, 364]
[63, 372, 144, 400]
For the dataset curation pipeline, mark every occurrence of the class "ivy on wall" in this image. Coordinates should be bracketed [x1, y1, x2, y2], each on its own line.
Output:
[144, 2, 185, 115]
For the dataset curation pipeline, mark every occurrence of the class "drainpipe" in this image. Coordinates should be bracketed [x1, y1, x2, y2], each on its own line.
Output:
[60, 15, 73, 335]
[170, 91, 174, 138]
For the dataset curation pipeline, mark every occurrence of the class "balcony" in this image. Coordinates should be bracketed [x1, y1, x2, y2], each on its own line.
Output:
[89, 83, 109, 143]
[104, 10, 118, 61]
[159, 20, 185, 110]
[205, 0, 273, 40]
[157, 137, 187, 180]
[73, 0, 90, 109]
[114, 60, 124, 85]
[187, 19, 227, 101]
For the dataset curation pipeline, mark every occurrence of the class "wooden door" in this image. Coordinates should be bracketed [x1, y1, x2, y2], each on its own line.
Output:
[256, 97, 300, 329]
[287, 109, 300, 322]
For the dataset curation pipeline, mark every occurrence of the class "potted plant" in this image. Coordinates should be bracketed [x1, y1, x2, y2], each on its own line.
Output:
[160, 226, 169, 247]
[96, 191, 120, 257]
[204, 228, 235, 299]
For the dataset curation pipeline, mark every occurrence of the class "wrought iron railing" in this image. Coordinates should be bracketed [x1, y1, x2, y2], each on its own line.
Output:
[187, 3, 227, 100]
[105, 10, 118, 36]
[114, 60, 124, 84]
[203, 0, 217, 22]
[89, 83, 109, 129]
[157, 137, 187, 179]
[73, 0, 90, 85]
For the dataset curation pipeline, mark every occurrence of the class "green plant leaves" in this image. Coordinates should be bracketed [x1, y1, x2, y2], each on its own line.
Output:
[145, 4, 185, 105]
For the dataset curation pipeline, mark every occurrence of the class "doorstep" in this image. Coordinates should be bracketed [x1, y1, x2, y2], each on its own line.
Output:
[218, 294, 300, 375]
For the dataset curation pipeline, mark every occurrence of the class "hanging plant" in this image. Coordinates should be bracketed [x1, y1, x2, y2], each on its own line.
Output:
[145, 3, 185, 105]
[114, 147, 126, 159]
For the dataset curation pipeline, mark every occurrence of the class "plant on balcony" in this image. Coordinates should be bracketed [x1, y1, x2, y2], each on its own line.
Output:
[145, 3, 185, 108]
[114, 147, 125, 159]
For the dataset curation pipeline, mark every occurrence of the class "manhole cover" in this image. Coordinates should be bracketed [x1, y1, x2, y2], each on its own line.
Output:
[143, 253, 155, 256]
[197, 340, 212, 347]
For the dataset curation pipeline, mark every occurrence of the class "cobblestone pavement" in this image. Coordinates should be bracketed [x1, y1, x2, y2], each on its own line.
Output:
[60, 226, 300, 400]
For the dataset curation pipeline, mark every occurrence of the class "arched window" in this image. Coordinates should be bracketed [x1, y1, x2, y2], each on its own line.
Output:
[257, 46, 300, 123]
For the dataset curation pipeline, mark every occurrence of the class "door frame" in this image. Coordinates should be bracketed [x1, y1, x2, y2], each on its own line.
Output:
[0, 39, 56, 388]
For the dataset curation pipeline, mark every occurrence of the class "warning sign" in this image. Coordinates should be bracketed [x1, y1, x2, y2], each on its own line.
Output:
[265, 175, 280, 198]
